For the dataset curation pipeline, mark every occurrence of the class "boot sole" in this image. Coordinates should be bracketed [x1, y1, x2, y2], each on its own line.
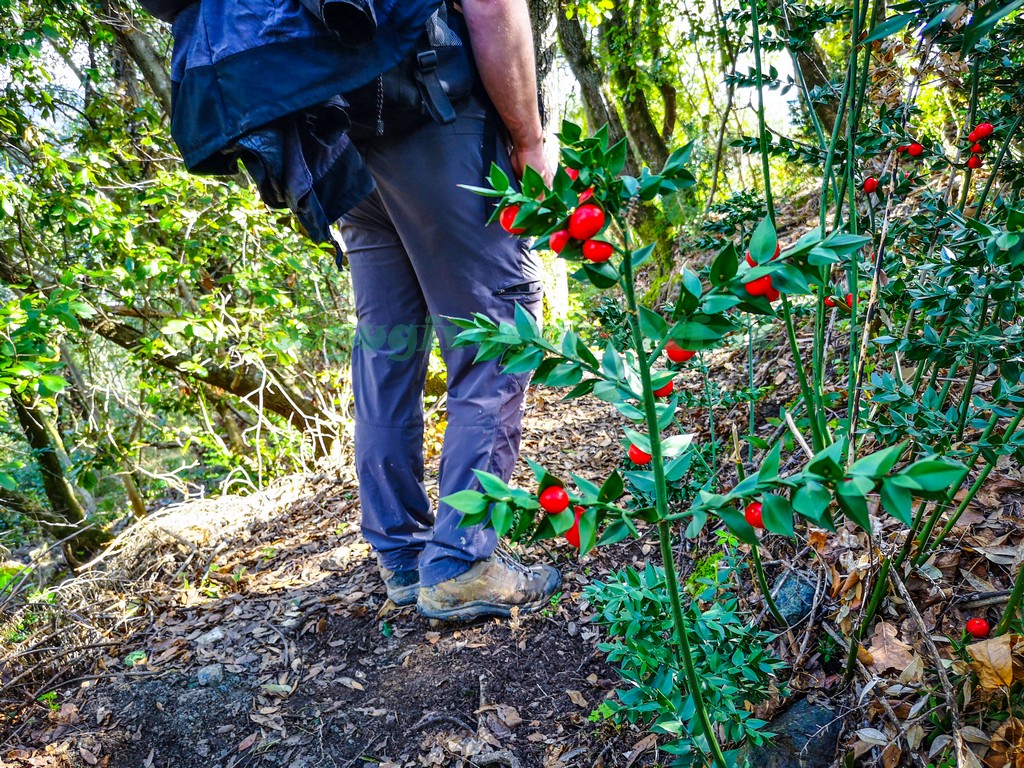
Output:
[387, 585, 420, 606]
[416, 593, 553, 621]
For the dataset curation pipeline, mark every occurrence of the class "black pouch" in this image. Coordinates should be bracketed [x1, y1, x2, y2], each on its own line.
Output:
[344, 0, 477, 140]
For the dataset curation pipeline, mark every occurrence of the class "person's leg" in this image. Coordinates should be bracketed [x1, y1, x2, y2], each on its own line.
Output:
[339, 189, 435, 578]
[357, 99, 545, 588]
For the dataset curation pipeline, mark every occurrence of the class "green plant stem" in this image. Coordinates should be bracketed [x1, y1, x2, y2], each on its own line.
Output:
[916, 408, 1024, 563]
[996, 559, 1024, 635]
[747, 0, 775, 219]
[748, 314, 756, 464]
[844, 558, 891, 681]
[731, 430, 785, 626]
[620, 221, 729, 768]
[701, 362, 718, 475]
[750, 545, 786, 626]
[911, 410, 1001, 557]
[780, 295, 827, 450]
[977, 112, 1024, 216]
[956, 58, 983, 213]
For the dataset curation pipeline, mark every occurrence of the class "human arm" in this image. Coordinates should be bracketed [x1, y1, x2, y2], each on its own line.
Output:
[459, 0, 551, 183]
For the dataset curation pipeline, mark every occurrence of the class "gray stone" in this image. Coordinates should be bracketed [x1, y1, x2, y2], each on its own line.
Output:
[773, 572, 816, 627]
[196, 627, 225, 646]
[740, 699, 842, 768]
[196, 664, 223, 686]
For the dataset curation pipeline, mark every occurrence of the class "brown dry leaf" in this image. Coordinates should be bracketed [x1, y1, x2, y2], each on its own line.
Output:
[883, 743, 902, 768]
[625, 734, 659, 768]
[496, 705, 522, 728]
[958, 734, 986, 768]
[866, 621, 915, 674]
[237, 733, 260, 752]
[425, 632, 441, 645]
[566, 690, 588, 708]
[985, 717, 1024, 768]
[969, 634, 1021, 691]
[79, 748, 99, 766]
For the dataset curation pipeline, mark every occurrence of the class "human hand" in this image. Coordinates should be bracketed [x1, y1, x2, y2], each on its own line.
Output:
[511, 140, 554, 187]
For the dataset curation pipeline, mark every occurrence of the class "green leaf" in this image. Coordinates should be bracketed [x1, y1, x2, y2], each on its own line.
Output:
[578, 509, 598, 554]
[488, 162, 511, 193]
[836, 482, 872, 531]
[639, 307, 669, 341]
[891, 458, 968, 498]
[807, 440, 847, 482]
[473, 469, 512, 497]
[748, 216, 777, 264]
[442, 490, 489, 516]
[849, 442, 907, 479]
[962, 0, 1024, 52]
[491, 502, 513, 536]
[661, 434, 693, 457]
[631, 244, 656, 269]
[879, 479, 913, 526]
[716, 507, 760, 546]
[861, 13, 916, 44]
[792, 480, 832, 525]
[514, 303, 541, 342]
[761, 494, 795, 537]
[709, 243, 739, 286]
[607, 137, 629, 176]
[598, 471, 625, 503]
[602, 343, 626, 381]
[664, 452, 692, 482]
[758, 441, 783, 482]
[548, 508, 576, 535]
[599, 519, 633, 546]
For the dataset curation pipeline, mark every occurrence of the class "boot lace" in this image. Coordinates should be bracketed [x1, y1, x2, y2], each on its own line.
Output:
[493, 542, 537, 581]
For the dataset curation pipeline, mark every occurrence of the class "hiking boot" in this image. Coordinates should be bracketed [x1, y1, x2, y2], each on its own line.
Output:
[416, 548, 561, 621]
[379, 565, 420, 606]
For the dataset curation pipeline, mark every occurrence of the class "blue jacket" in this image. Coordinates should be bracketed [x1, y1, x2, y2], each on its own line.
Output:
[152, 0, 439, 256]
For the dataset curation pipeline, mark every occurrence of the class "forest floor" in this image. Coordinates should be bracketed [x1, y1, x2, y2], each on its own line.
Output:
[3, 215, 1024, 767]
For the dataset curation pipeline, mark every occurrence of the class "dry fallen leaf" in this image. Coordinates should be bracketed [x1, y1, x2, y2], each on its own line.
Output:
[625, 733, 659, 768]
[866, 621, 915, 674]
[566, 689, 588, 708]
[496, 704, 522, 728]
[969, 634, 1022, 691]
[237, 733, 260, 752]
[79, 748, 99, 766]
[985, 717, 1024, 768]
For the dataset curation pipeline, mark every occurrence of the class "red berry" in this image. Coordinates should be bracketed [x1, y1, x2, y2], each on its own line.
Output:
[565, 167, 580, 181]
[549, 229, 571, 254]
[665, 340, 695, 363]
[968, 155, 982, 170]
[744, 502, 764, 529]
[970, 143, 984, 154]
[628, 444, 652, 465]
[653, 379, 675, 398]
[499, 205, 526, 235]
[745, 274, 773, 297]
[582, 239, 614, 263]
[745, 243, 780, 266]
[897, 144, 910, 153]
[908, 143, 924, 157]
[539, 485, 570, 514]
[565, 505, 585, 549]
[968, 129, 979, 143]
[825, 296, 837, 308]
[863, 177, 878, 193]
[846, 293, 854, 308]
[765, 286, 781, 302]
[578, 188, 595, 204]
[975, 122, 994, 140]
[568, 204, 605, 240]
[966, 617, 990, 638]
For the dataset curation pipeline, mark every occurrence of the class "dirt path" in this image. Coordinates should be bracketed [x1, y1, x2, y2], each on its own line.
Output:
[2, 393, 664, 768]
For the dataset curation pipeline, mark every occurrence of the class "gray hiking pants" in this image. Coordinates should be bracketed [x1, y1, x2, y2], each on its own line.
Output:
[338, 97, 542, 587]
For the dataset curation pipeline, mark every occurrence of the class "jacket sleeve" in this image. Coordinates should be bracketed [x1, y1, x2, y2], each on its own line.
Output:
[136, 0, 196, 22]
[296, 0, 380, 46]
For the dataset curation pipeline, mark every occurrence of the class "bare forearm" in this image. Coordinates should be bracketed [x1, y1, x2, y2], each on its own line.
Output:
[461, 0, 543, 151]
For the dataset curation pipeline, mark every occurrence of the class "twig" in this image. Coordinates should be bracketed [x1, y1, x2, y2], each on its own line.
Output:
[889, 570, 962, 734]
[822, 624, 929, 768]
[411, 711, 475, 734]
[784, 410, 814, 459]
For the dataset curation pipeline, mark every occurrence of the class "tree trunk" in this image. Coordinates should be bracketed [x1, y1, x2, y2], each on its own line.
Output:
[101, 0, 173, 117]
[10, 394, 109, 563]
[604, 7, 669, 172]
[555, 4, 638, 175]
